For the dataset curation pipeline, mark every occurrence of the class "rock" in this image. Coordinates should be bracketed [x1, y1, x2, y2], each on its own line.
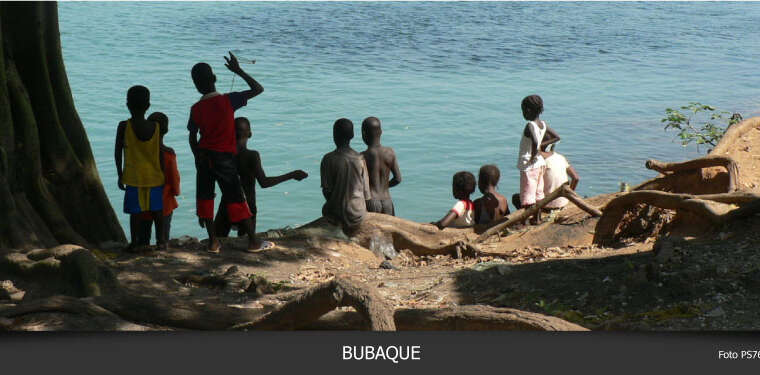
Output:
[496, 264, 513, 276]
[368, 232, 398, 260]
[470, 261, 505, 272]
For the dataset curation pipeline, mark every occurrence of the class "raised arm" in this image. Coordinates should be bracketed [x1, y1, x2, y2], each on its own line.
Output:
[114, 122, 126, 190]
[388, 150, 402, 188]
[224, 52, 263, 100]
[250, 151, 308, 188]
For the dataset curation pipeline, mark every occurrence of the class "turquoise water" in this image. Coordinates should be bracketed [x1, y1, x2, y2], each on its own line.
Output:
[59, 2, 760, 240]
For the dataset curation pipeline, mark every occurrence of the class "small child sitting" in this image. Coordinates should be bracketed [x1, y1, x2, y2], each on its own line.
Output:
[473, 165, 509, 224]
[434, 171, 476, 229]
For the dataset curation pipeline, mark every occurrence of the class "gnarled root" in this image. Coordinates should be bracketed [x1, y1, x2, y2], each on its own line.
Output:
[233, 277, 396, 331]
[593, 190, 760, 246]
[636, 155, 740, 193]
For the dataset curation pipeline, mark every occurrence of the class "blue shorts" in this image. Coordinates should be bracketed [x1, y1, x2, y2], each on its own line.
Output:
[124, 185, 164, 214]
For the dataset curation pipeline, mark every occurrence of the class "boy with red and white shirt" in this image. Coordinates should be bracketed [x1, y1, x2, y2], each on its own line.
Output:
[188, 52, 264, 253]
[434, 171, 476, 229]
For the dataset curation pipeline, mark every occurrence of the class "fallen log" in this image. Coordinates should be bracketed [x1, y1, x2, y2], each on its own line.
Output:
[477, 183, 601, 243]
[232, 277, 396, 331]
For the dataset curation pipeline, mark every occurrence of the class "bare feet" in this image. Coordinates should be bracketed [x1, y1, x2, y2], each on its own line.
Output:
[206, 239, 221, 254]
[245, 239, 275, 253]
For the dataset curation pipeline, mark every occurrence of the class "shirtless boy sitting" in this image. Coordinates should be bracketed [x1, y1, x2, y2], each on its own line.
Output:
[360, 117, 401, 216]
[473, 164, 509, 224]
[215, 117, 308, 244]
[320, 118, 371, 234]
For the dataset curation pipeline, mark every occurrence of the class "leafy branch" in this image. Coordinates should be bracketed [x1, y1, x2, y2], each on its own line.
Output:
[662, 102, 742, 153]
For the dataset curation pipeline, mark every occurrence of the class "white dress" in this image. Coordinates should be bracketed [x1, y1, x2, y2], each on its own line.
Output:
[516, 120, 547, 171]
[543, 152, 570, 209]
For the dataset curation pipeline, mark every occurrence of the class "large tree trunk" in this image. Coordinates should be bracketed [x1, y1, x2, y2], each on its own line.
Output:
[0, 2, 125, 249]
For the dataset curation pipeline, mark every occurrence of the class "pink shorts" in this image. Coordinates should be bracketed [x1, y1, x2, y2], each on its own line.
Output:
[520, 167, 545, 207]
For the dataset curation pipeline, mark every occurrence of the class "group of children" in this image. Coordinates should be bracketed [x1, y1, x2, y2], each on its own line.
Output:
[433, 94, 580, 229]
[116, 52, 307, 253]
[115, 53, 580, 253]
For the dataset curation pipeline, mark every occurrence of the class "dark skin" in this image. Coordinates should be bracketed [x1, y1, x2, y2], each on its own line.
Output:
[473, 180, 509, 225]
[521, 110, 560, 225]
[322, 130, 355, 201]
[361, 118, 401, 201]
[114, 99, 166, 249]
[216, 119, 308, 238]
[188, 52, 264, 252]
[433, 185, 471, 230]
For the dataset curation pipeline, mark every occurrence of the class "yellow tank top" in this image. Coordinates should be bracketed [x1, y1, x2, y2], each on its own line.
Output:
[122, 120, 164, 187]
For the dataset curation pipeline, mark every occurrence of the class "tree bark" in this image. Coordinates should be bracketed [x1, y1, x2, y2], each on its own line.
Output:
[0, 2, 125, 249]
[233, 277, 397, 331]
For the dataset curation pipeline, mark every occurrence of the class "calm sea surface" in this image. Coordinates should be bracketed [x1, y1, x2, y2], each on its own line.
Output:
[58, 2, 760, 240]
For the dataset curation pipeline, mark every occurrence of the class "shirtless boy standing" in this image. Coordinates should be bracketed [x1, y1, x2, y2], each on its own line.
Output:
[215, 117, 308, 245]
[360, 117, 401, 216]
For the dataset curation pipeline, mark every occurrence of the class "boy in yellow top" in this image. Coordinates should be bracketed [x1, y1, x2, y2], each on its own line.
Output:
[115, 85, 167, 251]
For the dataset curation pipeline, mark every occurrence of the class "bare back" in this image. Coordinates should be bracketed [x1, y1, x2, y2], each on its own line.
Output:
[362, 145, 398, 200]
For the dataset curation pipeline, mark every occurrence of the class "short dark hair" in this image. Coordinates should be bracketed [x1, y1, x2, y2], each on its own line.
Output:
[235, 117, 250, 127]
[191, 63, 213, 85]
[479, 164, 500, 187]
[512, 193, 522, 210]
[147, 112, 168, 135]
[126, 85, 149, 111]
[521, 94, 543, 121]
[453, 171, 476, 197]
[333, 118, 354, 142]
[362, 116, 381, 131]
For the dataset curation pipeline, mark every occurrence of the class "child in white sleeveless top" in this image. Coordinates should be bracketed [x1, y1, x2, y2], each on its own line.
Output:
[516, 95, 560, 224]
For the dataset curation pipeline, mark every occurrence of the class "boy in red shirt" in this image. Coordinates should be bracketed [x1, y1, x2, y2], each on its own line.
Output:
[188, 52, 264, 253]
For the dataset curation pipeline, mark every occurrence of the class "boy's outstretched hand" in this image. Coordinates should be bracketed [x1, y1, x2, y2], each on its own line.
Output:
[292, 170, 308, 181]
[224, 52, 243, 74]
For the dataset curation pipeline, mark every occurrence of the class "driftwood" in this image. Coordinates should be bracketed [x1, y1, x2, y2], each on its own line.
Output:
[593, 190, 760, 245]
[232, 277, 396, 331]
[477, 183, 602, 243]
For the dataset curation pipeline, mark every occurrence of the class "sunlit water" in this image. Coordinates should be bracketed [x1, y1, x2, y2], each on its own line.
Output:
[58, 2, 760, 240]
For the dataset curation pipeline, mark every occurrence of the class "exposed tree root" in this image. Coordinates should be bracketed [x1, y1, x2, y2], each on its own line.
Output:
[594, 190, 760, 246]
[643, 156, 739, 192]
[232, 277, 396, 331]
[477, 183, 602, 243]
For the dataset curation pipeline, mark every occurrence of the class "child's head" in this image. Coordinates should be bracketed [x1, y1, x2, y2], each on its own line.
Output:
[235, 117, 252, 140]
[511, 193, 522, 210]
[521, 94, 543, 121]
[191, 62, 216, 94]
[126, 85, 150, 115]
[478, 164, 500, 194]
[148, 112, 169, 136]
[333, 118, 354, 147]
[361, 116, 382, 146]
[452, 171, 476, 200]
